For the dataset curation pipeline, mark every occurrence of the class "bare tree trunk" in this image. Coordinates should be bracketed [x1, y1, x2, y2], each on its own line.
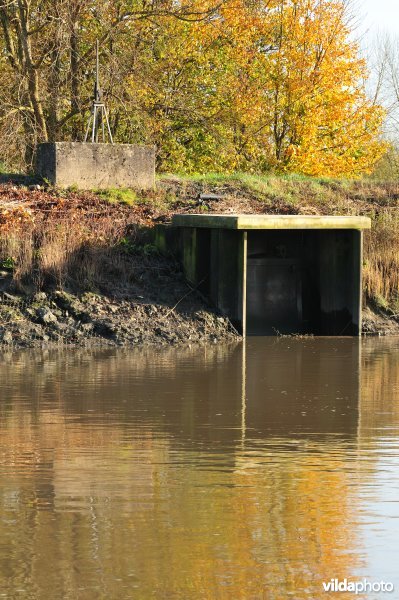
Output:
[70, 18, 81, 139]
[48, 45, 62, 141]
[17, 0, 48, 141]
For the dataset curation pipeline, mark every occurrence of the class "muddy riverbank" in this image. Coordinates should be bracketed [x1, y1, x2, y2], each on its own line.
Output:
[1, 273, 397, 349]
[0, 260, 237, 349]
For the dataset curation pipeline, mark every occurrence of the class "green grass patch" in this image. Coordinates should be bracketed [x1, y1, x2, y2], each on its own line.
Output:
[160, 171, 351, 191]
[95, 188, 138, 206]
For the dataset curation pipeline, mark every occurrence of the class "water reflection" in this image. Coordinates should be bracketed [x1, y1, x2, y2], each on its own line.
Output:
[0, 339, 399, 599]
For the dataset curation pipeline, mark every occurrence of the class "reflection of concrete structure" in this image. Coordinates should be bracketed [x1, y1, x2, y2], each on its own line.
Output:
[241, 338, 361, 439]
[36, 142, 155, 189]
[171, 214, 371, 336]
[359, 338, 399, 437]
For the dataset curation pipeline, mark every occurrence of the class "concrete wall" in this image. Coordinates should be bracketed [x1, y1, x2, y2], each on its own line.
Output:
[36, 142, 155, 190]
[175, 227, 247, 334]
[246, 230, 363, 335]
[317, 230, 362, 335]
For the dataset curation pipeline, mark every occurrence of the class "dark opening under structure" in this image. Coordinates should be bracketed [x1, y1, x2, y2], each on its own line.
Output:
[171, 214, 371, 336]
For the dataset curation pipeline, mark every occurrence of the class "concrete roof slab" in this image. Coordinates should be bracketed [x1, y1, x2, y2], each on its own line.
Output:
[172, 214, 371, 230]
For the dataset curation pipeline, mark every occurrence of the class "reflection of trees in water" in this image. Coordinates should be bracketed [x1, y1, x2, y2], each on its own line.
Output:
[360, 338, 399, 437]
[1, 339, 396, 599]
[0, 343, 238, 399]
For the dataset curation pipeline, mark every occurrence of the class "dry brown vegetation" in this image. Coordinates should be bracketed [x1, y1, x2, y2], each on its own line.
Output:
[0, 184, 158, 294]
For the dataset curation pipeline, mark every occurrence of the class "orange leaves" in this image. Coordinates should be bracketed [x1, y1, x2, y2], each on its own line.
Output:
[0, 205, 34, 233]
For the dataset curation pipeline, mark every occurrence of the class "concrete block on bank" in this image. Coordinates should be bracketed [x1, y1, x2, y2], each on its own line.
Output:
[35, 142, 155, 190]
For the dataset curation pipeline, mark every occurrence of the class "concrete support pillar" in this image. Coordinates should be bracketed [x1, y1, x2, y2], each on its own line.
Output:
[350, 230, 363, 335]
[179, 227, 211, 296]
[209, 230, 247, 335]
[181, 227, 198, 285]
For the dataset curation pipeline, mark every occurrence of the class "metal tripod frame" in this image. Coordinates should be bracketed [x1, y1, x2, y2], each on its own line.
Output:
[84, 101, 113, 143]
[84, 40, 114, 144]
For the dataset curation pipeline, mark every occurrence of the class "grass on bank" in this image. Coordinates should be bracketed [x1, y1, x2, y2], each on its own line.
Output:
[159, 172, 376, 211]
[161, 170, 353, 188]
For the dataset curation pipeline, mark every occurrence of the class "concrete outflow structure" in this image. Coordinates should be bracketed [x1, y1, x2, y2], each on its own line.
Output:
[171, 214, 371, 336]
[36, 142, 155, 190]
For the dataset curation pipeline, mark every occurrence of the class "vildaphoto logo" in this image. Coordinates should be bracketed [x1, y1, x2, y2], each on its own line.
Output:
[322, 579, 394, 594]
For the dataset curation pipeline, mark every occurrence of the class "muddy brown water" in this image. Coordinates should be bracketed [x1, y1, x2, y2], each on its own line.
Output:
[1, 338, 399, 599]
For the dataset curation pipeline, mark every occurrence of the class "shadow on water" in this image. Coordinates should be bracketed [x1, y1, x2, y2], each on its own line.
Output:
[1, 337, 399, 599]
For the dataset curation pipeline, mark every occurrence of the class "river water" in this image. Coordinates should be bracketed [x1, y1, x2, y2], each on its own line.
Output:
[1, 338, 399, 599]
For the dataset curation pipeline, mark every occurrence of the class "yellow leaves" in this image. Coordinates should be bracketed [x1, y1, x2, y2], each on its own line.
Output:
[246, 0, 386, 177]
[0, 0, 385, 177]
[114, 0, 385, 177]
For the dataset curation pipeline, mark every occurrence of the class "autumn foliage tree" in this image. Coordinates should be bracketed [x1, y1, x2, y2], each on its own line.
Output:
[0, 0, 386, 177]
[261, 0, 386, 177]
